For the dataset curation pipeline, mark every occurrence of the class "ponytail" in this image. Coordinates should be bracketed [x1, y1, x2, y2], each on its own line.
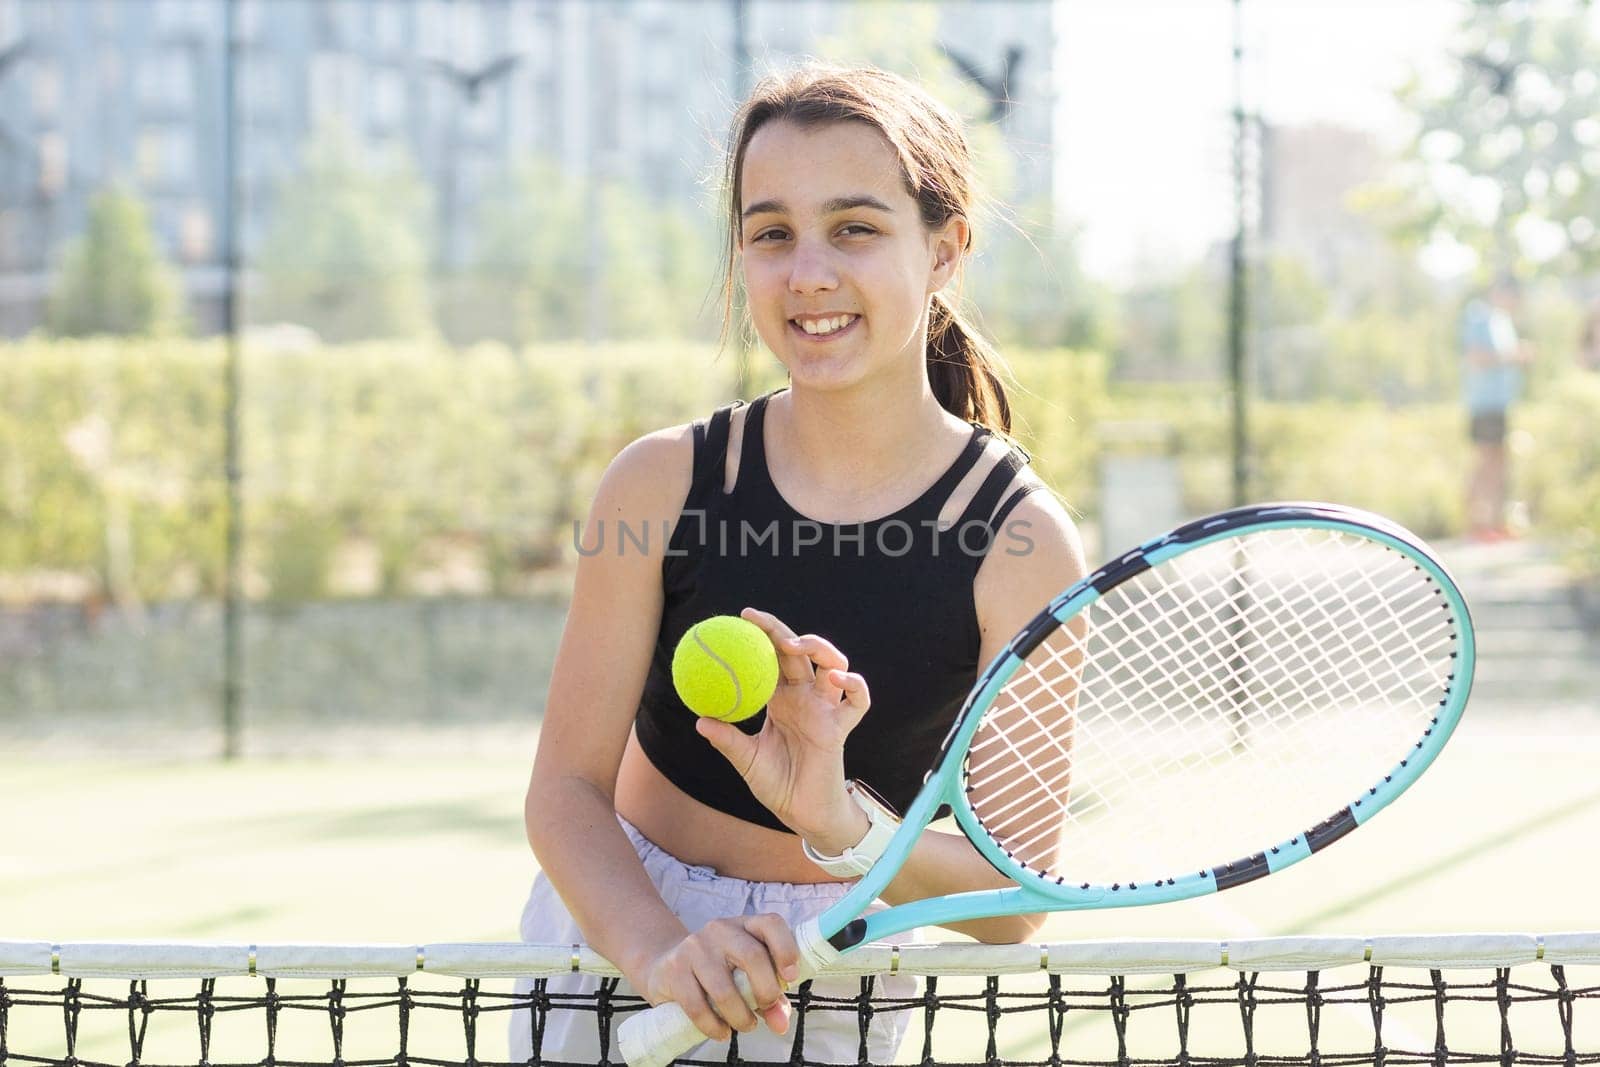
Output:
[926, 291, 1013, 436]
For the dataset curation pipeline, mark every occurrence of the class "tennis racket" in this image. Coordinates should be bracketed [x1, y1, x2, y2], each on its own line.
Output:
[617, 502, 1475, 1067]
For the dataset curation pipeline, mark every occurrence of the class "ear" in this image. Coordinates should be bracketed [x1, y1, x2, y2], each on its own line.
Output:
[927, 215, 969, 294]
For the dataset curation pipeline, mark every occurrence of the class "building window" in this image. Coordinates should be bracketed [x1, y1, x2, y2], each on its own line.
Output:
[137, 127, 192, 187]
[242, 57, 282, 118]
[137, 51, 194, 111]
[31, 61, 61, 121]
[309, 52, 361, 124]
[507, 6, 536, 59]
[20, 0, 56, 35]
[0, 0, 21, 49]
[373, 1, 406, 51]
[370, 68, 406, 129]
[239, 128, 287, 191]
[416, 0, 450, 60]
[37, 131, 66, 196]
[0, 210, 19, 270]
[99, 47, 122, 94]
[455, 5, 487, 66]
[180, 203, 212, 262]
[236, 0, 265, 42]
[155, 0, 205, 35]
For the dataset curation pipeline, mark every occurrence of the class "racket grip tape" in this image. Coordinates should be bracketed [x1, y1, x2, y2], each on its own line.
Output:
[616, 918, 840, 1067]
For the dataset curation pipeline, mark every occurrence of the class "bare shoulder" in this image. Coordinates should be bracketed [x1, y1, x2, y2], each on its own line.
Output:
[973, 483, 1088, 660]
[589, 421, 696, 533]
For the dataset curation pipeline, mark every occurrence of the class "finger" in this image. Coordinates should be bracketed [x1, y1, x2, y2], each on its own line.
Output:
[766, 634, 845, 704]
[787, 634, 849, 673]
[695, 960, 761, 1034]
[697, 718, 758, 778]
[721, 932, 790, 1037]
[741, 607, 814, 685]
[740, 606, 797, 641]
[665, 969, 728, 1042]
[780, 657, 815, 686]
[796, 638, 850, 699]
[760, 995, 793, 1035]
[742, 914, 802, 985]
[724, 940, 786, 1014]
[829, 670, 871, 728]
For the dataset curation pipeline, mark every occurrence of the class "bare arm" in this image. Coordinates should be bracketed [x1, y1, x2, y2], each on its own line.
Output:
[524, 430, 689, 978]
[524, 429, 798, 1041]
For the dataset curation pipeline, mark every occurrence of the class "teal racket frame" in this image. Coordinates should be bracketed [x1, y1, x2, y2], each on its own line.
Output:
[815, 502, 1476, 951]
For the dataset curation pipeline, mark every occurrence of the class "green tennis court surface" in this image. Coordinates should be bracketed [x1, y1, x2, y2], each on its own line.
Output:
[4, 713, 1599, 945]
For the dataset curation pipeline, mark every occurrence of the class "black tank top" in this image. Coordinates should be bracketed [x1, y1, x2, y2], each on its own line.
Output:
[634, 390, 1042, 831]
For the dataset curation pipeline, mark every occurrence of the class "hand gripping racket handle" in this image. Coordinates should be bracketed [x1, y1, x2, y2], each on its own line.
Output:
[617, 918, 841, 1067]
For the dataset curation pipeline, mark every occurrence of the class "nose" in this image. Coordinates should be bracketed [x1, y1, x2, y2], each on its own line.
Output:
[787, 235, 838, 295]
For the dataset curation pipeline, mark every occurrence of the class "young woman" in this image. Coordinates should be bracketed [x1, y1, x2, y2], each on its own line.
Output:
[514, 64, 1087, 1064]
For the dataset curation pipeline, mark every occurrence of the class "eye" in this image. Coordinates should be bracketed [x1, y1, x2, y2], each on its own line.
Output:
[749, 227, 789, 243]
[838, 223, 877, 238]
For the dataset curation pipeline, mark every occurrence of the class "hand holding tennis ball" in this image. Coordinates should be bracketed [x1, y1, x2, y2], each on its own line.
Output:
[672, 615, 781, 722]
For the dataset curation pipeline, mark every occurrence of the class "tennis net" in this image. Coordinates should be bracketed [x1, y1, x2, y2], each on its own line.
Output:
[3, 935, 1598, 1067]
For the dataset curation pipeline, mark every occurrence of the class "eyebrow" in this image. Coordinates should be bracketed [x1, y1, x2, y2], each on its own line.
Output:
[741, 195, 896, 220]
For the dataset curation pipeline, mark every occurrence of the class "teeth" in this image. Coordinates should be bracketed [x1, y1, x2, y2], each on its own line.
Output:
[800, 315, 853, 335]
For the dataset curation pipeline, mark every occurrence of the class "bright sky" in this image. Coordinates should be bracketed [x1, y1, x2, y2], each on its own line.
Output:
[1055, 0, 1461, 283]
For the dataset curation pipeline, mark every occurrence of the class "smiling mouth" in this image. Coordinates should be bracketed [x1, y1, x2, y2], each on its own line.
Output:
[789, 314, 860, 339]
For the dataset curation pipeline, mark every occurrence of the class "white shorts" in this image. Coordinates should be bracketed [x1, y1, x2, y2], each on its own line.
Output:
[509, 817, 915, 1064]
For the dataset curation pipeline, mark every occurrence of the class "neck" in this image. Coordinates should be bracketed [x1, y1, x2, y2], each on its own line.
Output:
[767, 373, 962, 499]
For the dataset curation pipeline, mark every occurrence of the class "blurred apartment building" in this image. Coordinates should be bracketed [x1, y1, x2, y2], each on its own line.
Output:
[0, 0, 1056, 337]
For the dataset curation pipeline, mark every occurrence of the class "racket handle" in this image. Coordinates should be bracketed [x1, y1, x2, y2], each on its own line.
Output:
[617, 919, 840, 1067]
[615, 979, 749, 1067]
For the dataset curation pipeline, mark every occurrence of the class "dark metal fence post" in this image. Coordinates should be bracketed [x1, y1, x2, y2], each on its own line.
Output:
[1228, 0, 1250, 507]
[220, 0, 244, 759]
[732, 0, 751, 398]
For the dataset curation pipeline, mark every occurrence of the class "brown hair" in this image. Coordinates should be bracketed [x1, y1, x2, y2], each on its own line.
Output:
[719, 64, 1014, 435]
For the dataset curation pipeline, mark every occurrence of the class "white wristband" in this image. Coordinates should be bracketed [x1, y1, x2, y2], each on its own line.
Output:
[800, 780, 900, 878]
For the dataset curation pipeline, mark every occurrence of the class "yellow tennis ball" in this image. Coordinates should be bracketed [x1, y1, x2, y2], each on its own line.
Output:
[672, 615, 780, 723]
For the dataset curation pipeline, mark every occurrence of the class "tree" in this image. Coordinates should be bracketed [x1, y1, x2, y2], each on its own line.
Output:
[1114, 259, 1227, 383]
[966, 198, 1114, 352]
[459, 160, 718, 345]
[47, 187, 183, 337]
[253, 122, 435, 342]
[811, 5, 1015, 203]
[1383, 0, 1600, 276]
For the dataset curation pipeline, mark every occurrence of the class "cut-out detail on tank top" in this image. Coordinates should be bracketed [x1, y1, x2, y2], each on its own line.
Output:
[733, 391, 992, 530]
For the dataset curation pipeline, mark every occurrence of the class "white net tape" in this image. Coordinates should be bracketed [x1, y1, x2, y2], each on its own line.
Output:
[4, 935, 1597, 979]
[964, 527, 1462, 885]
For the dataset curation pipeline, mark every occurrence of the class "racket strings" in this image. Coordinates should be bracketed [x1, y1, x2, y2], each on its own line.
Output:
[962, 527, 1463, 886]
[1138, 543, 1442, 749]
[1058, 533, 1448, 867]
[962, 632, 1081, 860]
[1092, 531, 1445, 759]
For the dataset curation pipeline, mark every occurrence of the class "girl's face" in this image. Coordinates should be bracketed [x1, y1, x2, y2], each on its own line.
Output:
[737, 120, 965, 391]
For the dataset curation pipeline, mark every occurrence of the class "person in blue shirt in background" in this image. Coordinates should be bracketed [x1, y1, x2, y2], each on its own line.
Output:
[1460, 274, 1531, 543]
[1579, 299, 1600, 374]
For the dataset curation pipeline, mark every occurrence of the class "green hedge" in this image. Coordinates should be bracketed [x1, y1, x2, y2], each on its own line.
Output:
[2, 338, 1595, 602]
[1522, 371, 1600, 577]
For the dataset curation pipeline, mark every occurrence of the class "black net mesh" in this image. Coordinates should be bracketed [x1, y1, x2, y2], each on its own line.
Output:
[3, 962, 1597, 1067]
